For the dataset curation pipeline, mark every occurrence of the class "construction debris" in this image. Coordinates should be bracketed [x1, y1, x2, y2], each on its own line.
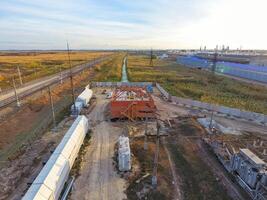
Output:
[197, 117, 241, 135]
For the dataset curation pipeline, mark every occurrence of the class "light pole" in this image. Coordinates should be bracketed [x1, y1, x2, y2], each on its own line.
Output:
[152, 121, 160, 188]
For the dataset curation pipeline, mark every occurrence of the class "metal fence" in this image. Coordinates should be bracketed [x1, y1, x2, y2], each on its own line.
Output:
[91, 81, 267, 125]
[155, 83, 267, 125]
[176, 56, 267, 83]
[91, 82, 153, 87]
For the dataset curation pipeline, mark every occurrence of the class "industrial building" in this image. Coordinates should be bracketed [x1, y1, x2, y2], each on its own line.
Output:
[110, 87, 156, 121]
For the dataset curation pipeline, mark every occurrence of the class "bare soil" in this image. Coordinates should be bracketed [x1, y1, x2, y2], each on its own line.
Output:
[0, 117, 75, 200]
[0, 68, 94, 161]
[70, 88, 127, 200]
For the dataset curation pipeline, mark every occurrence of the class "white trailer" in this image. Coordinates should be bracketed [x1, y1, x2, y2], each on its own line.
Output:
[22, 115, 89, 200]
[71, 88, 93, 116]
[71, 101, 83, 117]
[76, 88, 93, 107]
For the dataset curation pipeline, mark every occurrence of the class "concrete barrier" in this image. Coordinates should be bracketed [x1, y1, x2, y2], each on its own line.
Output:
[155, 83, 172, 101]
[91, 82, 153, 88]
[156, 83, 267, 125]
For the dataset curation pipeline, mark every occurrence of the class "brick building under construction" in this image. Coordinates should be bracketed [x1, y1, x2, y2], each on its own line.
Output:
[110, 87, 156, 121]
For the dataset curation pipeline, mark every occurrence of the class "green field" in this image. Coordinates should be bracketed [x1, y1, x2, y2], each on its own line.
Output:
[92, 53, 125, 82]
[128, 55, 267, 114]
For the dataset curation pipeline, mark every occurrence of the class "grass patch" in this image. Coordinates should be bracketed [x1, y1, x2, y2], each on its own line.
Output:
[93, 53, 125, 82]
[128, 55, 267, 114]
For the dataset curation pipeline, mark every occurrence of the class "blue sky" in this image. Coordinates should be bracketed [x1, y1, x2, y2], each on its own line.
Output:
[0, 0, 267, 50]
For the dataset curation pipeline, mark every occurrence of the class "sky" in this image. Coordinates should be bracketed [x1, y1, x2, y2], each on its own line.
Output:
[0, 0, 267, 50]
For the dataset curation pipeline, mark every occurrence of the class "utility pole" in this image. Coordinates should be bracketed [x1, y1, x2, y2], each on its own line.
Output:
[152, 121, 160, 188]
[211, 48, 218, 74]
[144, 117, 148, 150]
[59, 65, 63, 84]
[17, 66, 23, 85]
[149, 48, 154, 67]
[48, 86, 56, 130]
[67, 42, 76, 114]
[12, 77, 20, 107]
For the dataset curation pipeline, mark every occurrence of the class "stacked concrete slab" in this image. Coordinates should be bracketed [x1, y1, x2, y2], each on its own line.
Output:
[118, 136, 131, 171]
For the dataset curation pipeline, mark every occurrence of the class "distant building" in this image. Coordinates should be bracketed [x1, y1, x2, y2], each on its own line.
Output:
[157, 53, 168, 59]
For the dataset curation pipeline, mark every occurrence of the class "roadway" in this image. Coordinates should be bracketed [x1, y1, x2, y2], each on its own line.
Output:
[0, 55, 111, 109]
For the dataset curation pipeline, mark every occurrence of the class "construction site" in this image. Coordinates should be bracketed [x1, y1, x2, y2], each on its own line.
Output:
[0, 52, 267, 200]
[2, 0, 267, 199]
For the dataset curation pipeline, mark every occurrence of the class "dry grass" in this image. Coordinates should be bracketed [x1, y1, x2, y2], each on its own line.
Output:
[93, 53, 125, 82]
[0, 51, 112, 89]
[128, 55, 267, 114]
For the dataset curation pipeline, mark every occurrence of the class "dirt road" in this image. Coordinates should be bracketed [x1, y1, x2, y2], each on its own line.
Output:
[196, 139, 247, 200]
[153, 95, 185, 200]
[71, 92, 126, 200]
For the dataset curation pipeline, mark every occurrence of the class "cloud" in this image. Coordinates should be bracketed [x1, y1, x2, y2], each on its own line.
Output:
[0, 0, 266, 49]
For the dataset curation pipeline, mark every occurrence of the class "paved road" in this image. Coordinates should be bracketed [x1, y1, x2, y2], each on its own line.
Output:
[0, 56, 111, 108]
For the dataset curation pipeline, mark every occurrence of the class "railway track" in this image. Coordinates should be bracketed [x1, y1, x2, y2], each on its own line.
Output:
[0, 55, 111, 109]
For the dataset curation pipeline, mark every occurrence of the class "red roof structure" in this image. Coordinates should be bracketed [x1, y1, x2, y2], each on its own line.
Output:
[110, 87, 156, 121]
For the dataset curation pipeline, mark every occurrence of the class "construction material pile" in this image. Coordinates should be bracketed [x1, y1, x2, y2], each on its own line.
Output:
[118, 136, 131, 172]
